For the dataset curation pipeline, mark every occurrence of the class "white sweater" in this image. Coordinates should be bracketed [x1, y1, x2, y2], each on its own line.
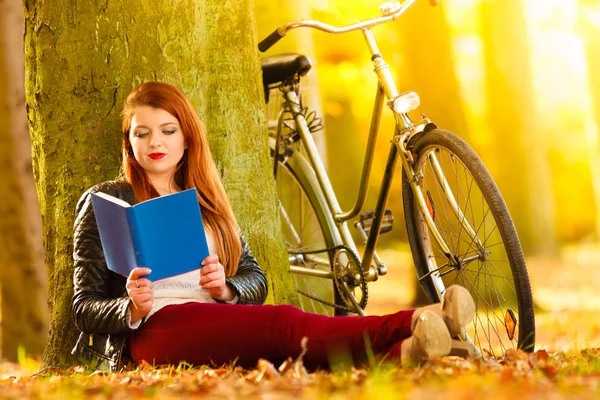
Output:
[128, 224, 237, 328]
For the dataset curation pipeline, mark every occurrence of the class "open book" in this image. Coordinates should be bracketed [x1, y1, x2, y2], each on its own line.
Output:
[90, 188, 209, 281]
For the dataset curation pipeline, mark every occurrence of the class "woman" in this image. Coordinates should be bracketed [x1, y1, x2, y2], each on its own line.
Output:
[71, 82, 475, 372]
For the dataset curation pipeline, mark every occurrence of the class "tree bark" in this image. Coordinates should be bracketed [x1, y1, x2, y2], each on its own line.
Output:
[24, 0, 297, 369]
[0, 0, 47, 361]
[481, 0, 556, 255]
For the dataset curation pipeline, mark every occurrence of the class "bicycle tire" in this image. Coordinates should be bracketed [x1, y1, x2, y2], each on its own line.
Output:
[272, 145, 349, 316]
[402, 129, 535, 357]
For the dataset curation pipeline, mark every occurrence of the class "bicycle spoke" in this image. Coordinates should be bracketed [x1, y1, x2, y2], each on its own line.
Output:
[458, 174, 478, 260]
[406, 132, 533, 358]
[464, 262, 518, 353]
[461, 266, 517, 286]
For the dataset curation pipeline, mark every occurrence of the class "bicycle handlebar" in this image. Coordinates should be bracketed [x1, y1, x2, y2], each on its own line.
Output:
[258, 0, 439, 52]
[258, 28, 286, 52]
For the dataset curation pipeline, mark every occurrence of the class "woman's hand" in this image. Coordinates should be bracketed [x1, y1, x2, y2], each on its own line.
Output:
[200, 255, 235, 301]
[126, 267, 154, 323]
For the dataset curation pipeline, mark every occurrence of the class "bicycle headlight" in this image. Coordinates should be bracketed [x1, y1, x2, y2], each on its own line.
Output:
[390, 91, 420, 114]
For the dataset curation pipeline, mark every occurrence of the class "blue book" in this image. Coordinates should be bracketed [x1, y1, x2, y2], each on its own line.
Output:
[90, 188, 209, 281]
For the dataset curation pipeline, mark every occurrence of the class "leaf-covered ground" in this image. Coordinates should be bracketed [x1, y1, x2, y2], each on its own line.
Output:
[2, 244, 599, 399]
[3, 349, 600, 399]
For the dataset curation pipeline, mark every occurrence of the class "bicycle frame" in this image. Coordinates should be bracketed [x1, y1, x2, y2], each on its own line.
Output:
[271, 0, 488, 303]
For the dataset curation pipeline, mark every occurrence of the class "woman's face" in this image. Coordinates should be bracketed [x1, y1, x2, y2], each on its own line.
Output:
[129, 105, 186, 183]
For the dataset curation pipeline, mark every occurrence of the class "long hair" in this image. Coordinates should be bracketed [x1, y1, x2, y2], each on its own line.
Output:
[120, 82, 241, 276]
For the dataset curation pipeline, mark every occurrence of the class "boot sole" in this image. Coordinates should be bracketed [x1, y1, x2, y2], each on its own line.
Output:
[414, 313, 452, 358]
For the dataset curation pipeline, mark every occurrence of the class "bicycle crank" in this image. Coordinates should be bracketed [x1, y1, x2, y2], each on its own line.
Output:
[332, 247, 368, 313]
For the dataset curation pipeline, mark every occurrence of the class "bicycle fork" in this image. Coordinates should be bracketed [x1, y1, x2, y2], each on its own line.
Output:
[399, 140, 487, 270]
[359, 26, 488, 278]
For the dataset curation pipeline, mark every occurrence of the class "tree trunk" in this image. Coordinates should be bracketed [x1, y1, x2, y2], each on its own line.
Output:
[24, 0, 297, 369]
[0, 0, 47, 361]
[481, 0, 556, 255]
[578, 0, 600, 239]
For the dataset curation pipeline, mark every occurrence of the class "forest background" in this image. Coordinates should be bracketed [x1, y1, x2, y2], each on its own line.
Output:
[1, 0, 599, 366]
[261, 0, 600, 354]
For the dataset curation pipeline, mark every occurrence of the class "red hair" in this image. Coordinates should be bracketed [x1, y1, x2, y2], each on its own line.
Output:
[120, 82, 241, 276]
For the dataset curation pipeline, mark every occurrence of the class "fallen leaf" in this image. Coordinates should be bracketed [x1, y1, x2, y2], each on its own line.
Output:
[504, 349, 529, 365]
[535, 349, 550, 362]
[278, 357, 294, 376]
[258, 358, 280, 380]
[499, 367, 515, 383]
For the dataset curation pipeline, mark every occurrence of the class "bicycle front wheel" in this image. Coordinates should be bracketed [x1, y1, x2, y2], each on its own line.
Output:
[402, 129, 535, 358]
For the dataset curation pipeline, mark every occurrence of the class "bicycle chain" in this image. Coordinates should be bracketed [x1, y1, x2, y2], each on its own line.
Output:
[333, 246, 369, 311]
[296, 289, 356, 313]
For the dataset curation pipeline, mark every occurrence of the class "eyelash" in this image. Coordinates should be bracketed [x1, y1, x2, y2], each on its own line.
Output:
[134, 129, 176, 138]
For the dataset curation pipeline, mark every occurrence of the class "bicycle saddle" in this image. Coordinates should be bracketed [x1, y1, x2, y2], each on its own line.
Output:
[261, 53, 312, 88]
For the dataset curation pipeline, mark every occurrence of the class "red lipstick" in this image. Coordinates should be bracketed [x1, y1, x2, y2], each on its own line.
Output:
[149, 153, 166, 160]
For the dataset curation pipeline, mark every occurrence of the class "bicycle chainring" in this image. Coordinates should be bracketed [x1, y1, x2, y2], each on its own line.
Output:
[332, 247, 368, 311]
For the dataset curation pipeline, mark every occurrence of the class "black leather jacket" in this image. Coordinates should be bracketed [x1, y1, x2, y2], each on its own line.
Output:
[71, 180, 268, 371]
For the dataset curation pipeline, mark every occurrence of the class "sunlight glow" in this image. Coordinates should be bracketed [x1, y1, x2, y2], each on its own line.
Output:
[311, 0, 600, 243]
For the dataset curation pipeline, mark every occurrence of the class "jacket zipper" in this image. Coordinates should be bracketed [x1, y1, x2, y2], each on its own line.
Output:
[115, 337, 126, 372]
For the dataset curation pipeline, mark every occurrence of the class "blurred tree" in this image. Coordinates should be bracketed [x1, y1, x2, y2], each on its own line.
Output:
[397, 1, 470, 305]
[481, 0, 556, 256]
[255, 0, 313, 52]
[309, 2, 374, 241]
[578, 0, 600, 239]
[323, 97, 363, 212]
[24, 0, 296, 369]
[255, 0, 327, 160]
[319, 74, 363, 244]
[398, 1, 470, 141]
[256, 1, 368, 255]
[0, 0, 47, 361]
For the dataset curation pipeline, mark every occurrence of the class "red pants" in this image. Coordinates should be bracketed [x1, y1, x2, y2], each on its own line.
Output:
[129, 303, 415, 369]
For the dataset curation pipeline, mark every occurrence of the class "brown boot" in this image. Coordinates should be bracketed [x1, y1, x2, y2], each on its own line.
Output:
[401, 310, 452, 367]
[411, 285, 476, 359]
[441, 285, 476, 337]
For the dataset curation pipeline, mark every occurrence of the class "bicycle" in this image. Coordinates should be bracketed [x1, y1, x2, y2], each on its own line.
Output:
[258, 0, 535, 358]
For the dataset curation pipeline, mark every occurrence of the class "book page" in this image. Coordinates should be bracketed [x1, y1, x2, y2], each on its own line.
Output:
[93, 191, 132, 208]
[90, 191, 137, 277]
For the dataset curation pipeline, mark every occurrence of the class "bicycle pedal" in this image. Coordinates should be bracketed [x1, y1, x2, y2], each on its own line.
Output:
[359, 209, 393, 235]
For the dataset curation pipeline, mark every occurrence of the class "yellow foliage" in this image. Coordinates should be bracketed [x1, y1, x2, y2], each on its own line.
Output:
[308, 0, 600, 249]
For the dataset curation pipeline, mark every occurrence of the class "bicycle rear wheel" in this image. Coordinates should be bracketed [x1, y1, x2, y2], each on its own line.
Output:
[273, 145, 348, 316]
[402, 129, 535, 357]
